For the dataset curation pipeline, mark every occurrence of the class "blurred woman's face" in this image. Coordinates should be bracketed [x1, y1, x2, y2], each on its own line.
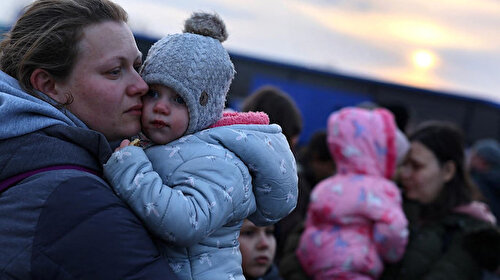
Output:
[55, 21, 148, 141]
[399, 141, 449, 204]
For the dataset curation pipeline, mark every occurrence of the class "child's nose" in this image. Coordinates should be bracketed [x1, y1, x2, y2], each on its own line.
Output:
[256, 234, 270, 249]
[153, 100, 170, 114]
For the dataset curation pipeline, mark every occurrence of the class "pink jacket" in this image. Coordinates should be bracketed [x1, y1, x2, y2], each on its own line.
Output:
[297, 107, 408, 280]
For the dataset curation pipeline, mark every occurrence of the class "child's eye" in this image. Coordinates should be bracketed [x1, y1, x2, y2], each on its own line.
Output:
[241, 230, 254, 237]
[174, 95, 185, 105]
[145, 90, 159, 99]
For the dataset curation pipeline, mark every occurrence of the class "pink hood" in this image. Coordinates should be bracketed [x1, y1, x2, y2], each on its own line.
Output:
[327, 107, 397, 179]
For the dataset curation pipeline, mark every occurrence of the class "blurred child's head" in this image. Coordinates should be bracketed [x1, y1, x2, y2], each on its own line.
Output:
[140, 12, 235, 144]
[239, 219, 277, 279]
[327, 107, 407, 179]
[241, 86, 302, 151]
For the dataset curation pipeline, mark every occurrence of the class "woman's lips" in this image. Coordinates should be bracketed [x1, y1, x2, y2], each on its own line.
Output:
[126, 104, 143, 116]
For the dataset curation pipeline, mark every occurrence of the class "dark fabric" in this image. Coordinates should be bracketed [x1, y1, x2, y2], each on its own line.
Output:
[0, 125, 107, 181]
[246, 264, 284, 280]
[472, 170, 500, 222]
[32, 176, 173, 279]
[275, 166, 312, 262]
[0, 125, 178, 279]
[380, 200, 500, 280]
[0, 165, 99, 193]
[278, 222, 311, 280]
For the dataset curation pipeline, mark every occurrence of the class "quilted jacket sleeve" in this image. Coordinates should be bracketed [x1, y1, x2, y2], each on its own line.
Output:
[31, 174, 178, 280]
[244, 128, 298, 226]
[104, 146, 248, 247]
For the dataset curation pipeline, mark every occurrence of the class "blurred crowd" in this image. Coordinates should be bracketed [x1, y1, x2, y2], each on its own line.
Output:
[237, 85, 500, 280]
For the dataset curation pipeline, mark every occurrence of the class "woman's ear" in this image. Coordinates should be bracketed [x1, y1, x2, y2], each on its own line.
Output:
[442, 160, 456, 183]
[30, 68, 67, 104]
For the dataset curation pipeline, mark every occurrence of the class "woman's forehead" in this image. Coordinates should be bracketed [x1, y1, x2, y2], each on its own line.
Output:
[78, 21, 139, 62]
[410, 141, 435, 160]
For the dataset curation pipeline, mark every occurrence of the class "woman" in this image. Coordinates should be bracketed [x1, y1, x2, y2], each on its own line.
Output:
[0, 0, 177, 278]
[381, 121, 500, 280]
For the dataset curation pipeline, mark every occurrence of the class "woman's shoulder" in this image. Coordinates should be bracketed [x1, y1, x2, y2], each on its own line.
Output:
[47, 170, 118, 205]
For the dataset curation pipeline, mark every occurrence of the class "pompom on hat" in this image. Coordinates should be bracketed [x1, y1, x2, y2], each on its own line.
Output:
[141, 12, 235, 134]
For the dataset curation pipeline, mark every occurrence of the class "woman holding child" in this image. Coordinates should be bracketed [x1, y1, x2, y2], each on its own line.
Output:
[0, 0, 178, 278]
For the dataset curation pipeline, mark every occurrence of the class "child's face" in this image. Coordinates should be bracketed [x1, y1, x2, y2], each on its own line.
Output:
[141, 84, 189, 144]
[238, 219, 276, 278]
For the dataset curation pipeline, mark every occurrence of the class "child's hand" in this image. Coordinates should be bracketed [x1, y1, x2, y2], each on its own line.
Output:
[115, 139, 131, 152]
[114, 139, 142, 152]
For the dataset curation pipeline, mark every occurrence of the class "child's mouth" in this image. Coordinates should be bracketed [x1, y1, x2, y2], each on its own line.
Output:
[151, 120, 167, 128]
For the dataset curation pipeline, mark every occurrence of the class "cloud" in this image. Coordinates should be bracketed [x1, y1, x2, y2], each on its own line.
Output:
[0, 0, 32, 25]
[289, 0, 497, 51]
[2, 0, 498, 103]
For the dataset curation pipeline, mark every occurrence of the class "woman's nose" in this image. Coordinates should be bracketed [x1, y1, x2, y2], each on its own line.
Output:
[128, 71, 148, 96]
[399, 165, 410, 179]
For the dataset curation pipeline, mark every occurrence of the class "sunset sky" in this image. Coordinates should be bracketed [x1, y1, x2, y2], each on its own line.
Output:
[2, 0, 500, 103]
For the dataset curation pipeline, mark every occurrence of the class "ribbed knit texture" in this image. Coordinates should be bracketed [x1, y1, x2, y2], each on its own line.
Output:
[141, 13, 235, 135]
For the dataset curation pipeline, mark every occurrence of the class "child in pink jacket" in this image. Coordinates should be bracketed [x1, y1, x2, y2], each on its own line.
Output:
[297, 107, 409, 280]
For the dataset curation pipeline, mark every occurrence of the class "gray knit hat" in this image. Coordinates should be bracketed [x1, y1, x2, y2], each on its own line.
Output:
[141, 12, 235, 134]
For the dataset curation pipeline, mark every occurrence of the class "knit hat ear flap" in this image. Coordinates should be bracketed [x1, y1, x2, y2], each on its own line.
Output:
[141, 12, 235, 135]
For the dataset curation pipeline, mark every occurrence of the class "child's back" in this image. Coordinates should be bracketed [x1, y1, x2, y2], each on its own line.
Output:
[297, 107, 408, 280]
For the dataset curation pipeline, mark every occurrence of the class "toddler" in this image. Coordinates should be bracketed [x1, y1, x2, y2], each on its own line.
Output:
[104, 12, 298, 280]
[297, 107, 409, 280]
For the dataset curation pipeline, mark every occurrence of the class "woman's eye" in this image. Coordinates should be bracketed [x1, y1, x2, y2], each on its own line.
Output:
[107, 68, 121, 76]
[174, 95, 185, 105]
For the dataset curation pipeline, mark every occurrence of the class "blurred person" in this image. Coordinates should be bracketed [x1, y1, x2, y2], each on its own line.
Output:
[241, 85, 302, 152]
[381, 121, 500, 280]
[379, 103, 411, 134]
[0, 0, 180, 278]
[278, 130, 336, 252]
[279, 220, 310, 280]
[297, 130, 336, 188]
[297, 107, 409, 280]
[240, 85, 304, 261]
[239, 219, 283, 280]
[469, 138, 500, 221]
